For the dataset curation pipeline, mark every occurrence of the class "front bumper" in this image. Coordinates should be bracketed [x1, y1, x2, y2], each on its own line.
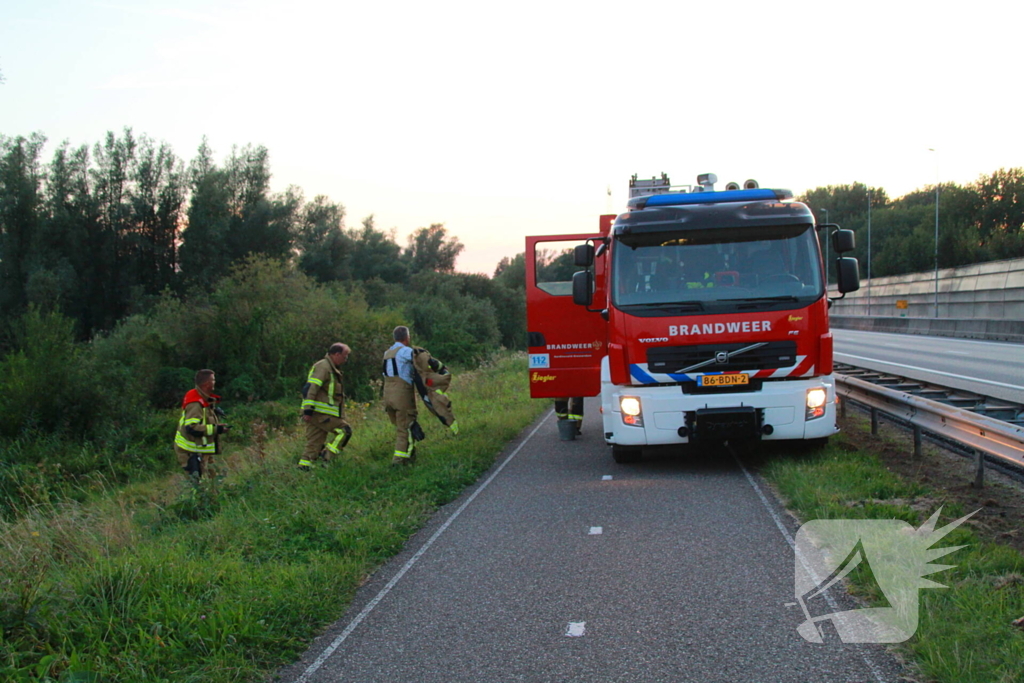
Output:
[602, 359, 838, 446]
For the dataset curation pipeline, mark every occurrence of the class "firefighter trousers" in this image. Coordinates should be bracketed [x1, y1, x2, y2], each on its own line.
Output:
[175, 446, 216, 478]
[384, 380, 418, 461]
[300, 413, 352, 467]
[554, 397, 584, 423]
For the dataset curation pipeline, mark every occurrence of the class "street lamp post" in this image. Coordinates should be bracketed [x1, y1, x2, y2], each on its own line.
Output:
[930, 148, 940, 318]
[934, 183, 940, 318]
[821, 208, 830, 288]
[866, 190, 872, 316]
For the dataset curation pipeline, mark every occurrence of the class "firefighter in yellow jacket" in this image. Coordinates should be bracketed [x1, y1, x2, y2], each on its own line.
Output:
[174, 369, 229, 477]
[382, 326, 423, 465]
[298, 342, 353, 471]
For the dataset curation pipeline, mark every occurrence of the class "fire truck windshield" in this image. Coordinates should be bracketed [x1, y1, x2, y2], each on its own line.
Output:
[611, 224, 823, 314]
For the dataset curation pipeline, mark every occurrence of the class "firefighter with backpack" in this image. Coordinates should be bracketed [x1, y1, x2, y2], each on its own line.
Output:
[382, 326, 423, 465]
[382, 326, 461, 466]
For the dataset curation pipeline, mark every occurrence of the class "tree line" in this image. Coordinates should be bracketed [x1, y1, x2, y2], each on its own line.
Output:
[799, 168, 1024, 281]
[0, 127, 532, 390]
[0, 129, 506, 343]
[0, 128, 527, 358]
[0, 129, 527, 459]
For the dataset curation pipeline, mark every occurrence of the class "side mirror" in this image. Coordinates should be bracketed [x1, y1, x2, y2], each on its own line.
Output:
[836, 257, 861, 294]
[831, 229, 856, 254]
[572, 270, 593, 306]
[574, 243, 595, 267]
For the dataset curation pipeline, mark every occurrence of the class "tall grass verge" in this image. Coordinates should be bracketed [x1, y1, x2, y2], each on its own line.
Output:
[0, 353, 546, 682]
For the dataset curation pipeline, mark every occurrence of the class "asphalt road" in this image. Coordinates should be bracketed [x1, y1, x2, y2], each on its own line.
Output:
[278, 406, 905, 683]
[833, 329, 1024, 404]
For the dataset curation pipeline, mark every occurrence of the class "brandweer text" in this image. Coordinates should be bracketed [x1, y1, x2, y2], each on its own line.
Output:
[669, 320, 772, 336]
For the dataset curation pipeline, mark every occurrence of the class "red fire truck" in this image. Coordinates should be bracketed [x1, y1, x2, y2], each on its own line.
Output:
[526, 173, 860, 462]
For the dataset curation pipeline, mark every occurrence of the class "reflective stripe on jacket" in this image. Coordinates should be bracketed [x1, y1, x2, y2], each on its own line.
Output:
[175, 388, 221, 454]
[302, 356, 345, 417]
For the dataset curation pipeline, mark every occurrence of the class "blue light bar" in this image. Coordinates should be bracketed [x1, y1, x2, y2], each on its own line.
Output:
[642, 188, 783, 207]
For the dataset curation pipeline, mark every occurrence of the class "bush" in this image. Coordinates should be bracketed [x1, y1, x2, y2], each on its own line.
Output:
[94, 257, 403, 405]
[403, 272, 501, 365]
[0, 307, 118, 439]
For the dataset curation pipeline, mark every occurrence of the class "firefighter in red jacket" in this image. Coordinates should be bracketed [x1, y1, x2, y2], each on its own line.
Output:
[174, 369, 229, 477]
[299, 342, 353, 471]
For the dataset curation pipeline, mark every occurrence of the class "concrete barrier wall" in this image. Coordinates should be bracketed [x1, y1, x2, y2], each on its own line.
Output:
[829, 257, 1024, 320]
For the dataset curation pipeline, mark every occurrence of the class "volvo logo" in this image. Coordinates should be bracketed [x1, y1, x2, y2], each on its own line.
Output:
[678, 342, 769, 375]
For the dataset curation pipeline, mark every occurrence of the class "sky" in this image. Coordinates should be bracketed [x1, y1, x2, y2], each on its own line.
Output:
[2, 0, 1022, 274]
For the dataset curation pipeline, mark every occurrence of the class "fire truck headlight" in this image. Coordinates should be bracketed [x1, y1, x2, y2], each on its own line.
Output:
[619, 396, 644, 427]
[805, 388, 827, 420]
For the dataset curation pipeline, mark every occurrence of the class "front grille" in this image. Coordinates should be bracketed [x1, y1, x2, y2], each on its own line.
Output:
[647, 340, 797, 373]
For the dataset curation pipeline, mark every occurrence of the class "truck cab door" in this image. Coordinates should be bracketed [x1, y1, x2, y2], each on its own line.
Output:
[526, 230, 608, 399]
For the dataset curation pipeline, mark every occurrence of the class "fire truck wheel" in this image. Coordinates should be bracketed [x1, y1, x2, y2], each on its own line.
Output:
[611, 445, 642, 464]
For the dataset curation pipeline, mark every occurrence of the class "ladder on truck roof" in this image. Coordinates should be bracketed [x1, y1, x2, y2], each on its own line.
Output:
[629, 173, 672, 199]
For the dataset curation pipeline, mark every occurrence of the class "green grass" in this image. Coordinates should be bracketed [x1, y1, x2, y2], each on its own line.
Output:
[18, 359, 1020, 682]
[0, 353, 547, 682]
[760, 429, 1024, 683]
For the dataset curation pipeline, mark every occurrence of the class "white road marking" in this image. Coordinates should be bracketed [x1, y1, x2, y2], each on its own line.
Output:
[734, 454, 888, 683]
[835, 352, 1024, 392]
[602, 475, 613, 481]
[293, 410, 554, 683]
[589, 526, 603, 535]
[566, 622, 586, 637]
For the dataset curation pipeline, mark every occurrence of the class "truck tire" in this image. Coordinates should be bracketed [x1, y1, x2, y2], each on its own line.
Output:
[612, 445, 642, 464]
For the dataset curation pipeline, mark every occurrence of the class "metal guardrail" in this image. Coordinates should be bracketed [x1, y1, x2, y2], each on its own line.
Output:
[835, 373, 1024, 486]
[835, 362, 1024, 425]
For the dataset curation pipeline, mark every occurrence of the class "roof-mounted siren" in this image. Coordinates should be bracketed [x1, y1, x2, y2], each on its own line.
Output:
[725, 181, 741, 191]
[743, 179, 759, 190]
[696, 173, 717, 192]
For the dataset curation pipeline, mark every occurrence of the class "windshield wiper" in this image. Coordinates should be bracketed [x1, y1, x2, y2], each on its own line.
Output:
[624, 301, 704, 311]
[716, 296, 801, 310]
[720, 296, 799, 304]
[720, 294, 798, 309]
